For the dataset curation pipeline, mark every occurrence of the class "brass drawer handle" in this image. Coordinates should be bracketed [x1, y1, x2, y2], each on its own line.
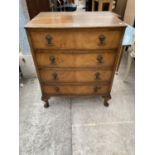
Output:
[54, 87, 59, 92]
[97, 55, 103, 64]
[94, 86, 101, 93]
[45, 34, 52, 45]
[95, 72, 100, 80]
[49, 56, 56, 64]
[98, 34, 105, 46]
[52, 72, 58, 80]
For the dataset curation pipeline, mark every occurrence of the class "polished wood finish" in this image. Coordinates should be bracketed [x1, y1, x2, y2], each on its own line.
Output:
[29, 29, 123, 50]
[25, 12, 126, 28]
[116, 45, 124, 72]
[36, 52, 116, 68]
[39, 69, 113, 83]
[42, 84, 110, 95]
[25, 12, 126, 107]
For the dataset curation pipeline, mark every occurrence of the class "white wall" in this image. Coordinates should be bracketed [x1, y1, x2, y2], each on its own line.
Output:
[19, 0, 37, 78]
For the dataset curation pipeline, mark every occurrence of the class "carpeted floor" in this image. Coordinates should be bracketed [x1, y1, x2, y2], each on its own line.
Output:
[20, 50, 135, 155]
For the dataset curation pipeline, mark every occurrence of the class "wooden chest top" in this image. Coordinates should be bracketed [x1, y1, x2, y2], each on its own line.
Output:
[25, 12, 126, 29]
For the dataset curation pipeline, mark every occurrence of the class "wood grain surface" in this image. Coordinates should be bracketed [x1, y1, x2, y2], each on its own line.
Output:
[36, 52, 116, 68]
[30, 29, 123, 50]
[25, 12, 126, 107]
[25, 12, 126, 28]
[39, 69, 113, 83]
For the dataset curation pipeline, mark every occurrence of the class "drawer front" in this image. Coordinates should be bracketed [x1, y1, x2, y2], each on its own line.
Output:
[36, 53, 116, 68]
[42, 84, 110, 95]
[30, 29, 123, 49]
[39, 69, 113, 83]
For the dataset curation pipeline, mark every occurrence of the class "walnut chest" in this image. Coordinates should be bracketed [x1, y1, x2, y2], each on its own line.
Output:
[25, 12, 126, 108]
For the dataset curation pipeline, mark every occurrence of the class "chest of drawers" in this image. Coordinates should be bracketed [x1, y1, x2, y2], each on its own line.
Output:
[25, 12, 126, 108]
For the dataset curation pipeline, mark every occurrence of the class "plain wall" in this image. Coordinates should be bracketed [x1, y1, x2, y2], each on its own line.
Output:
[19, 0, 30, 55]
[124, 0, 135, 26]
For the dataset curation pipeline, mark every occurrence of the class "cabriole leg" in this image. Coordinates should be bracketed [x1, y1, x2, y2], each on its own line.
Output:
[41, 96, 50, 108]
[102, 94, 111, 107]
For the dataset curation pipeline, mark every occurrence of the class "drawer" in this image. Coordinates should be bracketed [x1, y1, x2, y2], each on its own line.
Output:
[39, 69, 113, 83]
[36, 52, 116, 68]
[42, 84, 110, 95]
[29, 29, 123, 49]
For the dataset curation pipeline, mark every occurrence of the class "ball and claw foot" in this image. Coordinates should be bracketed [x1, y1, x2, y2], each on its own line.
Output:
[102, 94, 111, 107]
[42, 96, 50, 108]
[104, 100, 109, 107]
[44, 101, 49, 108]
